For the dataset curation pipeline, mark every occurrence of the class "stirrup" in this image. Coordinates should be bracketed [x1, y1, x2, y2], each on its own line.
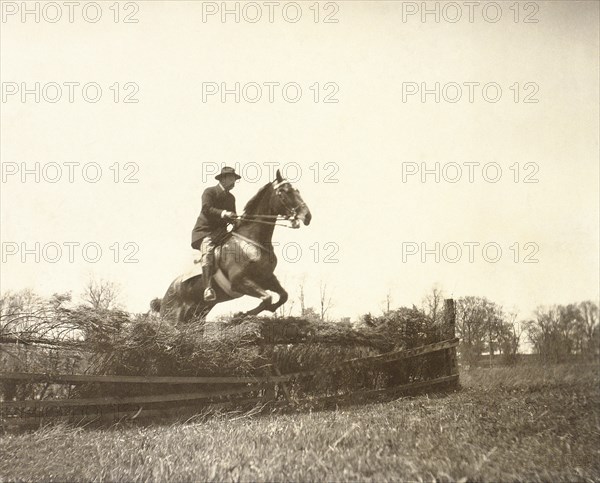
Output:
[204, 287, 216, 301]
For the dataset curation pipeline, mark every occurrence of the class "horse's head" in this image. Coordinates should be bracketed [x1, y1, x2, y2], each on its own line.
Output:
[271, 170, 312, 226]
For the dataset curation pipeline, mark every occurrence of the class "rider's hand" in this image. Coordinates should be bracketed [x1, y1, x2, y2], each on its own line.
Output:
[222, 211, 237, 221]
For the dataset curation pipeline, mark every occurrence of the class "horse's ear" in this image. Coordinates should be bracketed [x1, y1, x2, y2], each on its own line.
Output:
[276, 169, 283, 182]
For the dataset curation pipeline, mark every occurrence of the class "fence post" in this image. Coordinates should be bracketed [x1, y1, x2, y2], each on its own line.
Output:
[444, 299, 459, 378]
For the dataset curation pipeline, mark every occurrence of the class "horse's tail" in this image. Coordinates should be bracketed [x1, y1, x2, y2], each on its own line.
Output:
[149, 297, 162, 313]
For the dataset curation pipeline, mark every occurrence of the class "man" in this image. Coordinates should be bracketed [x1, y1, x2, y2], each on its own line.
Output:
[191, 166, 241, 301]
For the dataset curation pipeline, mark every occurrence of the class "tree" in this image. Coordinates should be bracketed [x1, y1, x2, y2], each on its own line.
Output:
[526, 302, 599, 362]
[485, 303, 506, 357]
[0, 289, 74, 342]
[456, 296, 486, 363]
[422, 286, 445, 324]
[558, 304, 583, 355]
[319, 280, 334, 321]
[525, 305, 569, 362]
[381, 289, 393, 315]
[298, 277, 306, 316]
[578, 300, 599, 356]
[81, 278, 121, 310]
[498, 311, 524, 364]
[455, 296, 505, 365]
[1, 289, 48, 339]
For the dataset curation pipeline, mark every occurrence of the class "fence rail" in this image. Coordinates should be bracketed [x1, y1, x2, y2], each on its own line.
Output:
[0, 337, 458, 387]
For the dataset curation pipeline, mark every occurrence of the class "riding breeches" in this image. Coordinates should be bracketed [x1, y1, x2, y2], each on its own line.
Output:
[199, 237, 215, 267]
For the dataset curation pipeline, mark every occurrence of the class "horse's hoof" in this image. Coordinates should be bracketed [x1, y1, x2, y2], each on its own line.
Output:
[203, 288, 216, 302]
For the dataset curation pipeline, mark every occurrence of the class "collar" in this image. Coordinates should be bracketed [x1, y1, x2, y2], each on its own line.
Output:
[217, 182, 227, 193]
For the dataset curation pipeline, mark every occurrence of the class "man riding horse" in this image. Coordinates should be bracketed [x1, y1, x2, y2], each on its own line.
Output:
[155, 168, 311, 324]
[191, 166, 241, 302]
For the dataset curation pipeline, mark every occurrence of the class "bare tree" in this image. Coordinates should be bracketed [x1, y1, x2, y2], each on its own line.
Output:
[525, 302, 599, 361]
[526, 305, 570, 362]
[277, 299, 295, 318]
[485, 303, 506, 358]
[499, 311, 524, 361]
[381, 289, 392, 315]
[0, 289, 75, 342]
[578, 300, 599, 356]
[422, 285, 445, 324]
[319, 280, 334, 321]
[298, 277, 306, 316]
[81, 278, 121, 310]
[455, 295, 503, 365]
[0, 289, 47, 338]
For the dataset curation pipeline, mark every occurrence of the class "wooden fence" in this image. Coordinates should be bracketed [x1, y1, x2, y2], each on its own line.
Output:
[0, 300, 459, 426]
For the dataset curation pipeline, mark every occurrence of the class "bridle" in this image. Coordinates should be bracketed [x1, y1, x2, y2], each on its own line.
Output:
[235, 179, 306, 228]
[273, 179, 308, 221]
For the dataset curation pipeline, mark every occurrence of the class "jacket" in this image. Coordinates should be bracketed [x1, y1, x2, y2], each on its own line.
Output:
[191, 184, 236, 248]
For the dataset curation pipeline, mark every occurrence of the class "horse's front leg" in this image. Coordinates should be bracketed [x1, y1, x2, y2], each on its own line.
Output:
[231, 277, 272, 316]
[263, 275, 288, 313]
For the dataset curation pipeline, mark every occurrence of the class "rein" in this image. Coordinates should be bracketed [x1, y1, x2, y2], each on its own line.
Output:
[234, 214, 297, 228]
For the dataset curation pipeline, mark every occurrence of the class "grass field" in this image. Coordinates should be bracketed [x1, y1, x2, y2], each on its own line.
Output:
[1, 363, 598, 481]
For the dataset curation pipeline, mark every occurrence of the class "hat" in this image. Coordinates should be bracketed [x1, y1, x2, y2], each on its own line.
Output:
[215, 166, 242, 181]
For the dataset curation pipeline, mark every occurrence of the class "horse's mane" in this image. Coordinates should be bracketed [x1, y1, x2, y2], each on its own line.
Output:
[243, 182, 273, 213]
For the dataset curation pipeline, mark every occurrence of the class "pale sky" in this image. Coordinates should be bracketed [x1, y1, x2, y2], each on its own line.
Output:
[1, 1, 598, 321]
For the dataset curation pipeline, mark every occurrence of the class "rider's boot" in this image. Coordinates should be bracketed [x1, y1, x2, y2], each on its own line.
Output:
[202, 249, 216, 302]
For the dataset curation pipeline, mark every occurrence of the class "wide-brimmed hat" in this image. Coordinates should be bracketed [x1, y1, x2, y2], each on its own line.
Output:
[215, 166, 242, 181]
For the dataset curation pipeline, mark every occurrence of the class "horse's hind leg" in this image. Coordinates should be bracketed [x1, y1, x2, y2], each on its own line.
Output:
[231, 278, 272, 316]
[263, 275, 288, 313]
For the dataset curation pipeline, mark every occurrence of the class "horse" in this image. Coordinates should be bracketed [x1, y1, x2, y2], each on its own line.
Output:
[152, 170, 312, 324]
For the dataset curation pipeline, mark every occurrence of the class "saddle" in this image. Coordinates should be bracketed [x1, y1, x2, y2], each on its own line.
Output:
[181, 248, 241, 298]
[181, 232, 262, 298]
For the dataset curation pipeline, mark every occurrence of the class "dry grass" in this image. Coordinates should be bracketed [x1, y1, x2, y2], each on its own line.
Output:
[2, 307, 445, 377]
[92, 310, 444, 378]
[2, 309, 452, 404]
[2, 363, 598, 481]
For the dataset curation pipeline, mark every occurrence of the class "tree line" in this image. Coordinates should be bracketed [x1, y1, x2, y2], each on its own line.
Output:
[417, 288, 599, 364]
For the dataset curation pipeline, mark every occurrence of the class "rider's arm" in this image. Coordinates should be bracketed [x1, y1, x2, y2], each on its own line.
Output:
[201, 188, 226, 220]
[220, 194, 237, 220]
[222, 196, 237, 221]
